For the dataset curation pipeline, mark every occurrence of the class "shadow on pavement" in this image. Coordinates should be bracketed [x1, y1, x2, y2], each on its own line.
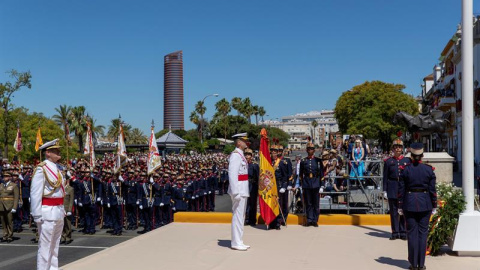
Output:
[375, 256, 410, 269]
[217, 239, 231, 248]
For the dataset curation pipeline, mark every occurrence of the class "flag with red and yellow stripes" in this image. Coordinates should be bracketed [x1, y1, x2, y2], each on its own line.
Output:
[258, 128, 279, 225]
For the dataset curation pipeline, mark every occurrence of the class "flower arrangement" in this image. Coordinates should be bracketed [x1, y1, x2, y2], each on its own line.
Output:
[426, 182, 466, 256]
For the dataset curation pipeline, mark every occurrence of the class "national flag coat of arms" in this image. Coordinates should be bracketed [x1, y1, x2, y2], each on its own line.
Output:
[147, 128, 161, 175]
[258, 128, 279, 225]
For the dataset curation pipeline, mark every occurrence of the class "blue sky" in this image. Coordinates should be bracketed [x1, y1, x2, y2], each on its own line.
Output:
[1, 0, 477, 135]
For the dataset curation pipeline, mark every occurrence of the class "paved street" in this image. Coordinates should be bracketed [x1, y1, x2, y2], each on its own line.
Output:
[0, 195, 233, 270]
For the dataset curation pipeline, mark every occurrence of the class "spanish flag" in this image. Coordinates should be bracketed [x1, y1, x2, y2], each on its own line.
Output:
[35, 127, 43, 152]
[258, 128, 279, 225]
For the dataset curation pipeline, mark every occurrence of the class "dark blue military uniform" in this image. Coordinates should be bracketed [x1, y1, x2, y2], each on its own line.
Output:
[20, 172, 31, 225]
[124, 177, 138, 230]
[270, 157, 292, 228]
[77, 176, 100, 234]
[173, 185, 188, 212]
[383, 155, 410, 239]
[299, 156, 323, 225]
[245, 162, 259, 226]
[186, 177, 197, 211]
[207, 172, 217, 211]
[219, 168, 229, 195]
[137, 182, 153, 233]
[107, 180, 123, 235]
[160, 181, 173, 225]
[399, 155, 437, 270]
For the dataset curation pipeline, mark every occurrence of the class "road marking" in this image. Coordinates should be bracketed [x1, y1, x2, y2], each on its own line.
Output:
[0, 244, 108, 249]
[0, 249, 37, 268]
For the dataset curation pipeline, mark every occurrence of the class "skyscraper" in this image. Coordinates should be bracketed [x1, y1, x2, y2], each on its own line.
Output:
[164, 51, 184, 130]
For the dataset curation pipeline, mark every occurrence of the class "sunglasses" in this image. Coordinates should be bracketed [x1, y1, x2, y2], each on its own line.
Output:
[307, 147, 315, 150]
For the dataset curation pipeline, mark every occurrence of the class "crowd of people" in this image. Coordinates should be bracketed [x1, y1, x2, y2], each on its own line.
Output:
[0, 152, 230, 243]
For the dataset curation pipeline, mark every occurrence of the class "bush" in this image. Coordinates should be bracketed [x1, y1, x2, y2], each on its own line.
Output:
[427, 182, 466, 256]
[223, 144, 235, 154]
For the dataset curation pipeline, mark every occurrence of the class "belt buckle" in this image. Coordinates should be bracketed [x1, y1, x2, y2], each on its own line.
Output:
[309, 173, 313, 178]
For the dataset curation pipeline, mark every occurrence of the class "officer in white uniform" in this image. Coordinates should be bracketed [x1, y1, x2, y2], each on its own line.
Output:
[31, 139, 66, 270]
[228, 133, 250, 251]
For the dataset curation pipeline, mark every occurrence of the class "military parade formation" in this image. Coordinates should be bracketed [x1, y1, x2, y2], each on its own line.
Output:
[0, 134, 437, 270]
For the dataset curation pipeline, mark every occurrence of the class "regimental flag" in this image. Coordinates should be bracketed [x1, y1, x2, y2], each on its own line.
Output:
[147, 128, 161, 175]
[83, 121, 95, 169]
[114, 123, 128, 173]
[258, 128, 279, 225]
[35, 127, 43, 152]
[13, 127, 22, 152]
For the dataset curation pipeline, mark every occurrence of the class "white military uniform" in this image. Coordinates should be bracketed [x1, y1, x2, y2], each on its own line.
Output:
[228, 147, 249, 249]
[31, 159, 66, 270]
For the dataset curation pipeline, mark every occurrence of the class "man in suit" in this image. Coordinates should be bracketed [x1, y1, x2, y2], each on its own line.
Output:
[398, 143, 437, 270]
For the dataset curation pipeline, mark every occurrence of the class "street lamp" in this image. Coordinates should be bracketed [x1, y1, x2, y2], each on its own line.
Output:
[200, 93, 219, 144]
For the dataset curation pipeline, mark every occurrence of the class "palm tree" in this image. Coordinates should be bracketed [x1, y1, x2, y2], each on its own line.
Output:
[85, 116, 105, 141]
[231, 97, 242, 116]
[215, 98, 231, 140]
[258, 106, 266, 122]
[107, 118, 132, 142]
[189, 111, 201, 140]
[129, 128, 147, 144]
[195, 100, 207, 142]
[311, 120, 318, 144]
[52, 104, 72, 143]
[241, 97, 253, 124]
[252, 105, 260, 125]
[69, 106, 87, 151]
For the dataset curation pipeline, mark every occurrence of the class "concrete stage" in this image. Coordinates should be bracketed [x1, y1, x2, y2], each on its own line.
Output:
[63, 223, 479, 270]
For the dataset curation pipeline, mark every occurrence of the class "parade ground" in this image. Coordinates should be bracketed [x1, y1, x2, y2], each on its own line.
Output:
[62, 222, 480, 270]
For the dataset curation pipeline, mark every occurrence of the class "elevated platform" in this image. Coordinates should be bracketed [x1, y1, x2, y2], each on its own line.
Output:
[63, 223, 480, 270]
[174, 212, 391, 226]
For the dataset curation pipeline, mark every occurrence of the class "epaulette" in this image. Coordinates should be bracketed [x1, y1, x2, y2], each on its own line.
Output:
[424, 163, 435, 171]
[383, 157, 391, 162]
[232, 150, 238, 154]
[37, 161, 46, 167]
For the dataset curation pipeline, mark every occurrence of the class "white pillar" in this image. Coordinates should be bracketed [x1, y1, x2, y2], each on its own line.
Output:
[453, 0, 480, 255]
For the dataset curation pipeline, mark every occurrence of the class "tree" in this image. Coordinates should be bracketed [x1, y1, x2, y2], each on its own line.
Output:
[189, 111, 201, 141]
[252, 105, 260, 125]
[258, 106, 266, 122]
[69, 106, 87, 152]
[240, 97, 253, 124]
[0, 70, 32, 157]
[87, 117, 105, 141]
[231, 97, 242, 116]
[334, 81, 418, 149]
[53, 104, 72, 143]
[107, 118, 132, 142]
[129, 128, 147, 144]
[311, 120, 318, 144]
[195, 100, 207, 142]
[215, 98, 231, 140]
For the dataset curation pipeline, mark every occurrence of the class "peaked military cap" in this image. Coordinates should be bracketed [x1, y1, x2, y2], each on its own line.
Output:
[410, 142, 424, 155]
[39, 138, 61, 150]
[232, 132, 248, 141]
[392, 138, 404, 146]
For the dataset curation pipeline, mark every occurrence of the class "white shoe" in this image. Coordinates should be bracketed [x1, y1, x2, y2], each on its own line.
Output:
[231, 245, 248, 251]
[241, 244, 251, 249]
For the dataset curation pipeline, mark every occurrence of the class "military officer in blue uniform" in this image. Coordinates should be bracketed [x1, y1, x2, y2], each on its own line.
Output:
[383, 138, 410, 240]
[107, 171, 123, 235]
[20, 166, 32, 227]
[398, 143, 437, 270]
[137, 172, 153, 234]
[299, 142, 323, 227]
[124, 169, 138, 230]
[244, 148, 259, 226]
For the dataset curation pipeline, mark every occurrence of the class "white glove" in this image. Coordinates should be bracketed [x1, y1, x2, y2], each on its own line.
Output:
[319, 187, 324, 193]
[383, 191, 388, 200]
[29, 197, 30, 202]
[279, 188, 286, 193]
[431, 208, 437, 215]
[34, 217, 43, 223]
[79, 202, 83, 207]
[172, 207, 176, 211]
[208, 191, 211, 194]
[287, 186, 292, 191]
[149, 177, 154, 184]
[90, 173, 94, 178]
[107, 203, 111, 208]
[136, 200, 140, 205]
[123, 200, 126, 204]
[74, 199, 77, 205]
[97, 197, 101, 202]
[139, 205, 143, 210]
[19, 174, 24, 181]
[11, 209, 16, 214]
[204, 192, 207, 195]
[67, 212, 72, 216]
[119, 175, 124, 182]
[67, 171, 72, 178]
[398, 209, 404, 216]
[160, 203, 164, 207]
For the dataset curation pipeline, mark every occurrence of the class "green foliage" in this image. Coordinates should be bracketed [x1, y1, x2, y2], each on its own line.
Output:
[223, 144, 235, 154]
[207, 138, 220, 147]
[427, 182, 466, 256]
[1, 107, 80, 162]
[334, 81, 418, 149]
